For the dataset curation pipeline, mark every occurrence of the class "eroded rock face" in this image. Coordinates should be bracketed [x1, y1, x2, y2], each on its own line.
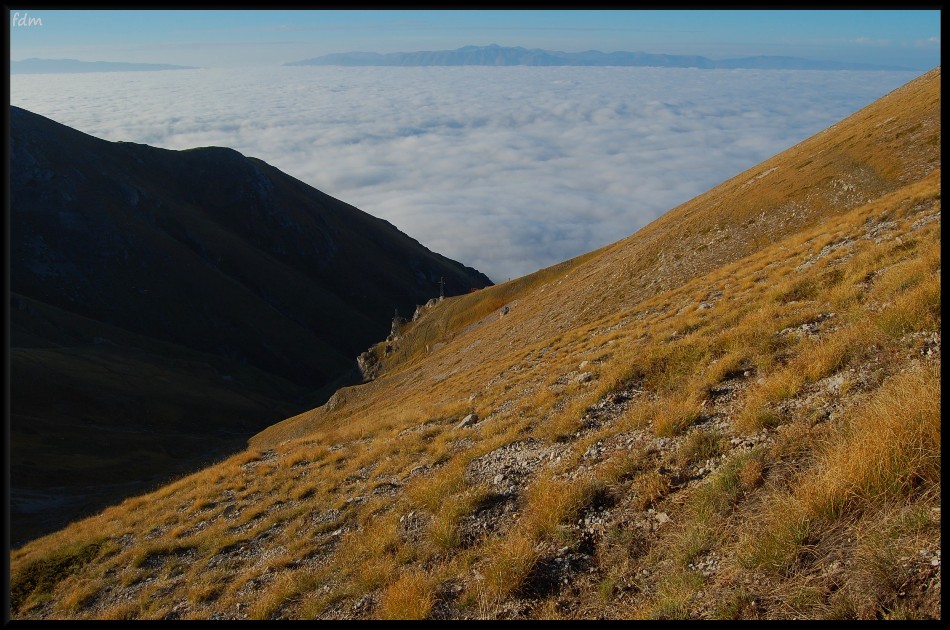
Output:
[357, 350, 381, 382]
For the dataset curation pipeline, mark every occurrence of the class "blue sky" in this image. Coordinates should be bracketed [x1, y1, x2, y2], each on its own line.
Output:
[9, 9, 942, 69]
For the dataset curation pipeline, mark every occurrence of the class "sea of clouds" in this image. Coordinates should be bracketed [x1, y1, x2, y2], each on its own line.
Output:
[11, 66, 919, 282]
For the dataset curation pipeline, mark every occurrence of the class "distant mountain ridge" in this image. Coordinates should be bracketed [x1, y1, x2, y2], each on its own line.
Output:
[12, 58, 198, 73]
[287, 44, 914, 70]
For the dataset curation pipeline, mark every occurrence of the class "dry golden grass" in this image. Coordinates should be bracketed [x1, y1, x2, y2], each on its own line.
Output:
[534, 393, 600, 442]
[632, 470, 671, 510]
[842, 503, 940, 618]
[51, 577, 99, 616]
[474, 530, 539, 609]
[378, 569, 437, 620]
[798, 362, 939, 519]
[522, 474, 601, 540]
[739, 361, 940, 573]
[636, 570, 704, 620]
[735, 367, 805, 433]
[406, 458, 468, 513]
[593, 447, 647, 486]
[675, 428, 724, 468]
[651, 395, 706, 438]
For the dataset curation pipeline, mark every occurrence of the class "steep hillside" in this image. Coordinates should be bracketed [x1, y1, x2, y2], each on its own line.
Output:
[9, 68, 940, 620]
[9, 107, 491, 545]
[255, 65, 939, 446]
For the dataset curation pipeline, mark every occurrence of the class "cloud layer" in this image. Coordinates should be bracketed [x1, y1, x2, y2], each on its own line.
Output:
[11, 66, 918, 281]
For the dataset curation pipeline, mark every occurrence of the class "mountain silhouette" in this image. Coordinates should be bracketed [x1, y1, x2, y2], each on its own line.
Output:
[10, 106, 491, 544]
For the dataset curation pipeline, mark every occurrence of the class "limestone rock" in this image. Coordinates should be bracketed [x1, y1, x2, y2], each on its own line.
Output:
[457, 413, 479, 429]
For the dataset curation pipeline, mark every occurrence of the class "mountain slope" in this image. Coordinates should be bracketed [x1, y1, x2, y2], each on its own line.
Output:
[255, 65, 939, 446]
[9, 68, 940, 620]
[9, 107, 491, 545]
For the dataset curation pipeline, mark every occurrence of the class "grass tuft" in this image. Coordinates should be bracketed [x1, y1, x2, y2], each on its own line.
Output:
[378, 569, 436, 620]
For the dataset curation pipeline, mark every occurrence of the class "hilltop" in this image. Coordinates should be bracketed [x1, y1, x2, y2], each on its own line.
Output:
[9, 107, 491, 545]
[9, 67, 940, 620]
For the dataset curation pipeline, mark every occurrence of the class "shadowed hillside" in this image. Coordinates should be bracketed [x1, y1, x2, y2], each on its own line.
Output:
[9, 107, 491, 545]
[9, 67, 940, 620]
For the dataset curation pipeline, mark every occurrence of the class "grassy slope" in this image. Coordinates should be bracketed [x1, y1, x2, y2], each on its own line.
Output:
[9, 68, 940, 620]
[252, 66, 939, 449]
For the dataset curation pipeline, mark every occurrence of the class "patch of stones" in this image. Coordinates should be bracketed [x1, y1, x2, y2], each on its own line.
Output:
[704, 364, 755, 410]
[915, 547, 941, 569]
[911, 211, 940, 230]
[528, 395, 778, 617]
[115, 532, 135, 550]
[574, 428, 659, 469]
[688, 551, 721, 577]
[344, 463, 377, 485]
[773, 369, 859, 426]
[777, 313, 836, 340]
[596, 316, 633, 337]
[456, 413, 479, 429]
[207, 527, 287, 571]
[311, 507, 344, 529]
[145, 524, 170, 540]
[905, 330, 940, 359]
[458, 440, 566, 546]
[398, 509, 430, 544]
[235, 569, 277, 600]
[466, 438, 561, 496]
[371, 479, 402, 497]
[729, 428, 774, 451]
[796, 238, 854, 271]
[350, 591, 380, 617]
[225, 512, 269, 537]
[220, 502, 242, 521]
[176, 518, 211, 539]
[894, 545, 942, 606]
[519, 541, 596, 599]
[429, 580, 467, 620]
[863, 218, 899, 243]
[241, 449, 278, 471]
[139, 545, 200, 572]
[450, 438, 474, 454]
[688, 454, 729, 482]
[576, 384, 645, 434]
[457, 491, 521, 547]
[568, 371, 752, 484]
[484, 399, 515, 422]
[398, 420, 443, 437]
[550, 368, 596, 392]
[696, 290, 724, 311]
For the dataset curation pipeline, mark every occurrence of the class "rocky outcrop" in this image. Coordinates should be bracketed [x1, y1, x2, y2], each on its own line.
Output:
[356, 349, 382, 382]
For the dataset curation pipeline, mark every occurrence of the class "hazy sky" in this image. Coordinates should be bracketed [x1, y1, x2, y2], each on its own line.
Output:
[9, 9, 941, 70]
